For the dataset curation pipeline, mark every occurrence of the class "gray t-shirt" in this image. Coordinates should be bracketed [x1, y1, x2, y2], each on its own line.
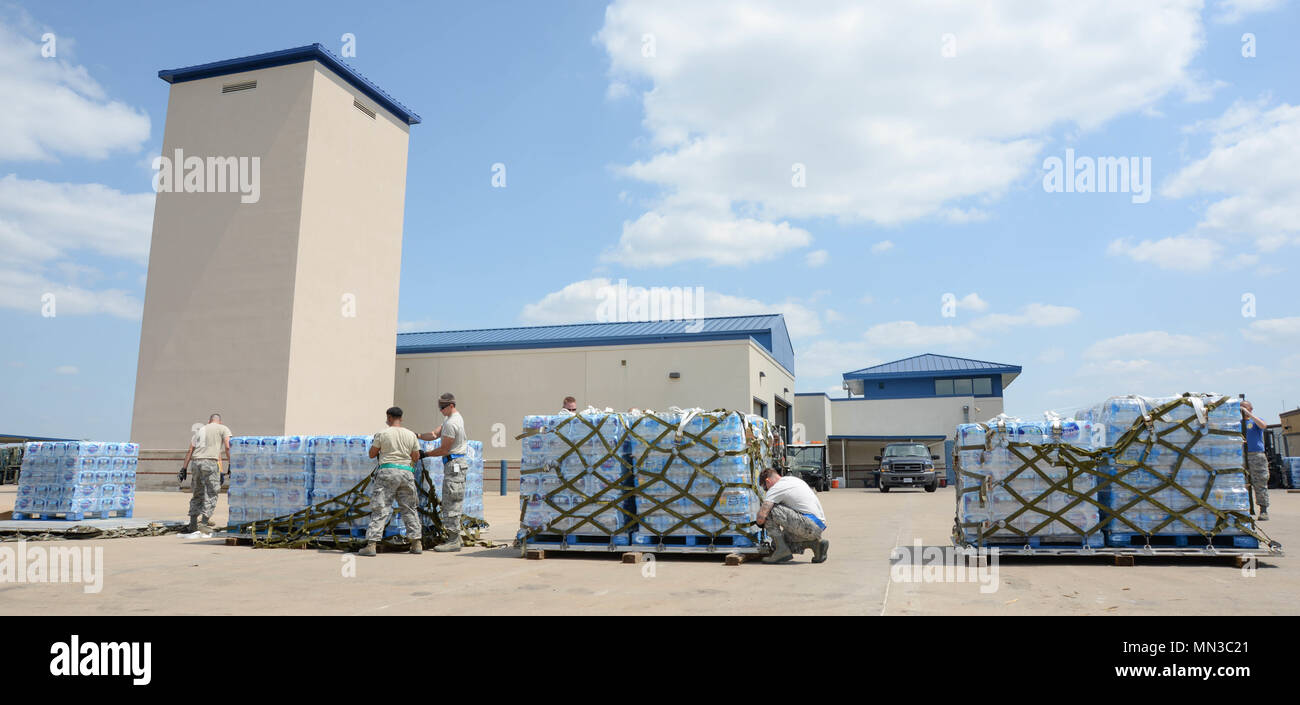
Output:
[440, 411, 468, 456]
[765, 475, 827, 524]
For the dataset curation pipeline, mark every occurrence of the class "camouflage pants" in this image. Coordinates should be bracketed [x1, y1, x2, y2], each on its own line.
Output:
[366, 468, 421, 542]
[767, 504, 823, 545]
[440, 459, 466, 535]
[188, 459, 221, 522]
[1247, 452, 1269, 510]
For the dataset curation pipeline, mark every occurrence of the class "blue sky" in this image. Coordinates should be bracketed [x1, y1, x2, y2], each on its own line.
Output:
[1, 0, 1298, 441]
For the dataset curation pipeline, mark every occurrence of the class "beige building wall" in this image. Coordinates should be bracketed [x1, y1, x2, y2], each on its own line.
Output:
[828, 396, 1003, 438]
[131, 60, 411, 450]
[393, 339, 791, 463]
[793, 394, 831, 444]
[1282, 408, 1300, 457]
[283, 67, 410, 434]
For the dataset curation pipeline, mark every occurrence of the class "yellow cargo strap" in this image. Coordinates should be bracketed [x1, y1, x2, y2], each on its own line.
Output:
[953, 394, 1276, 549]
[515, 409, 772, 546]
[224, 464, 496, 549]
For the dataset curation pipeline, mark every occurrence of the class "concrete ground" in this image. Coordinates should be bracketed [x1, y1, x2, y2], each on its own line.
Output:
[0, 485, 1294, 615]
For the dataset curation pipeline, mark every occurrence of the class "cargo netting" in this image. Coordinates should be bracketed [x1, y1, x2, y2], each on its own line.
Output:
[954, 393, 1279, 551]
[516, 408, 776, 548]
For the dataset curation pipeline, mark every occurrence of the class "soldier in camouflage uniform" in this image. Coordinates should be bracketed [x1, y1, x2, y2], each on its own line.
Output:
[360, 407, 423, 557]
[1242, 401, 1270, 521]
[182, 413, 230, 532]
[418, 392, 469, 552]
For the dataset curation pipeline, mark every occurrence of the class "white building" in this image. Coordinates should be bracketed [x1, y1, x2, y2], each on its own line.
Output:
[795, 354, 1022, 486]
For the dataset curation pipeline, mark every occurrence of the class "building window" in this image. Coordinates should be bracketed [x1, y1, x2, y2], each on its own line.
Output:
[954, 378, 973, 395]
[973, 377, 992, 395]
[935, 379, 954, 395]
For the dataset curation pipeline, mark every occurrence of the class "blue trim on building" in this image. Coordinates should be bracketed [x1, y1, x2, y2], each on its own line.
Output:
[844, 353, 1021, 378]
[396, 314, 794, 375]
[158, 44, 422, 125]
[0, 433, 79, 442]
[794, 392, 833, 399]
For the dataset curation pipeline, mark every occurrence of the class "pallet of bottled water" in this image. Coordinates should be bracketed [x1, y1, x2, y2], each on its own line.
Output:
[420, 439, 486, 523]
[625, 410, 765, 548]
[1082, 395, 1254, 547]
[227, 436, 315, 526]
[955, 420, 1104, 547]
[13, 441, 138, 520]
[516, 409, 770, 551]
[1285, 458, 1300, 489]
[519, 411, 632, 546]
[955, 394, 1264, 552]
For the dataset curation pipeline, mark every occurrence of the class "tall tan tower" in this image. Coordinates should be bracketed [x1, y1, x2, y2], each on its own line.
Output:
[131, 45, 420, 451]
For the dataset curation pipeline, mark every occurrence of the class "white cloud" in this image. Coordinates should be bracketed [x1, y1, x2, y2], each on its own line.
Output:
[805, 249, 829, 267]
[1242, 317, 1300, 344]
[1212, 0, 1284, 23]
[864, 321, 978, 348]
[824, 308, 843, 323]
[0, 267, 142, 319]
[518, 277, 824, 339]
[0, 174, 154, 319]
[0, 175, 155, 264]
[602, 194, 812, 267]
[972, 303, 1081, 329]
[870, 240, 894, 254]
[597, 1, 1209, 265]
[1106, 236, 1224, 271]
[54, 365, 78, 375]
[0, 16, 151, 162]
[1161, 101, 1300, 256]
[1083, 331, 1213, 360]
[860, 294, 875, 305]
[956, 293, 989, 313]
[797, 339, 881, 380]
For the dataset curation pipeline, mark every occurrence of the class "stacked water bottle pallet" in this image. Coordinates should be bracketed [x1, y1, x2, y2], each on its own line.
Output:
[12, 441, 139, 520]
[517, 408, 773, 555]
[225, 434, 485, 542]
[954, 394, 1280, 558]
[1285, 457, 1300, 489]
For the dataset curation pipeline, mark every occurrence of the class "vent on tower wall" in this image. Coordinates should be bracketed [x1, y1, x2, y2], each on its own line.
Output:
[221, 80, 257, 94]
[353, 99, 376, 119]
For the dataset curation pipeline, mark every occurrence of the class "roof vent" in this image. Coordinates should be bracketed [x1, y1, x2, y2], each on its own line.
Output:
[353, 99, 376, 119]
[221, 80, 257, 94]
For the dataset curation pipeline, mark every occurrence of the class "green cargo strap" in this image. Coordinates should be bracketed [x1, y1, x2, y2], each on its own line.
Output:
[952, 393, 1276, 550]
[517, 409, 772, 547]
[221, 462, 498, 550]
[377, 463, 414, 472]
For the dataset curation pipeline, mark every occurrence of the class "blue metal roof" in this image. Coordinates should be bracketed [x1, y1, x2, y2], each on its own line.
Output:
[158, 44, 421, 125]
[397, 314, 794, 374]
[843, 353, 1021, 387]
[0, 433, 78, 442]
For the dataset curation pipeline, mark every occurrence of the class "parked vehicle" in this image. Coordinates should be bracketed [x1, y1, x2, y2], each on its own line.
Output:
[786, 443, 831, 491]
[874, 443, 939, 493]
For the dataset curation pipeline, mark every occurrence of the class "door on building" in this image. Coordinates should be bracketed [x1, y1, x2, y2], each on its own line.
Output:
[773, 398, 791, 444]
[753, 398, 767, 420]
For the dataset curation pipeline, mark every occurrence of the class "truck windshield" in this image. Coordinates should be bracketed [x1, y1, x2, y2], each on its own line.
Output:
[883, 444, 929, 458]
[787, 446, 825, 467]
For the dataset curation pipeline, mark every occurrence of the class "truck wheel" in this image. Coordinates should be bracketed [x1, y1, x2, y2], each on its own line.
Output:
[879, 485, 890, 493]
[925, 482, 938, 493]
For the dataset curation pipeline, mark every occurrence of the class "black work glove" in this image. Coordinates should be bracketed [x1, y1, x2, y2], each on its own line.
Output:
[177, 465, 187, 483]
